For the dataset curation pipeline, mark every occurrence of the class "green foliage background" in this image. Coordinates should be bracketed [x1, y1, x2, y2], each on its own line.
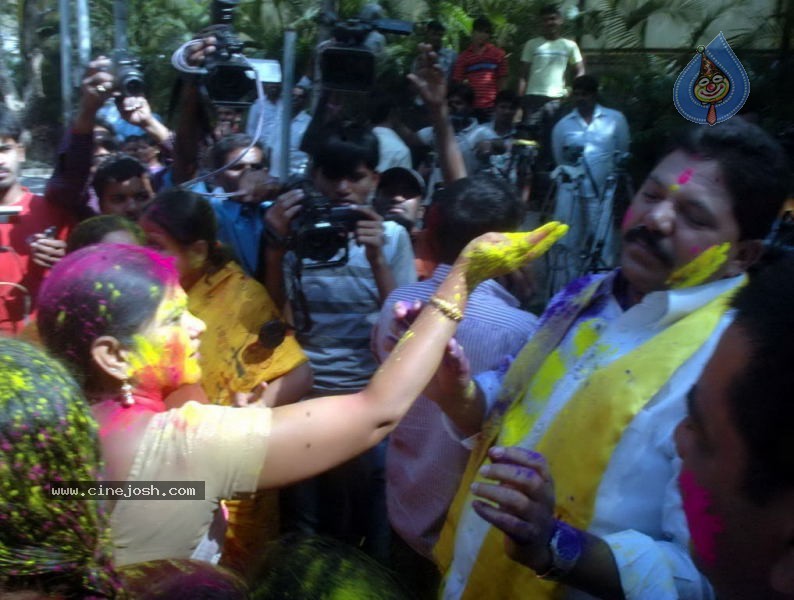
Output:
[1, 0, 791, 172]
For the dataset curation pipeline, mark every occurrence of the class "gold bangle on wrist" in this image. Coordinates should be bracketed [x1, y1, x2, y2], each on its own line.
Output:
[429, 296, 464, 322]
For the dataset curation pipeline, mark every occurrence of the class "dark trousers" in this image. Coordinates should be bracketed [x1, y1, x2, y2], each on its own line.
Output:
[521, 94, 564, 169]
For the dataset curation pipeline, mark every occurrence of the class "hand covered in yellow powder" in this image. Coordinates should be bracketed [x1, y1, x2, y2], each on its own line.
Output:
[457, 222, 568, 290]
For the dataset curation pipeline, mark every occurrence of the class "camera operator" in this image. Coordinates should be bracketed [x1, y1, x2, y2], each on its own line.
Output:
[203, 133, 274, 278]
[551, 74, 629, 275]
[263, 128, 416, 560]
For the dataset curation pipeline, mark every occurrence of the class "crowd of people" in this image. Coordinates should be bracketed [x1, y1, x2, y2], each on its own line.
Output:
[1, 3, 793, 599]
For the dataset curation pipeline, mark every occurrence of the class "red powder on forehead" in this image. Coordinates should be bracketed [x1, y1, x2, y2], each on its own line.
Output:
[677, 168, 695, 185]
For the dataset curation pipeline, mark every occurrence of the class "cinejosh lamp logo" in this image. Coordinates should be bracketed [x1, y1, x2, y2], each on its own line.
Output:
[674, 32, 750, 126]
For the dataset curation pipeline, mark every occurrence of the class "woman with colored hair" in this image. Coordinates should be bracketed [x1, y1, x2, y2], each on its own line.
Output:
[0, 338, 122, 598]
[139, 189, 311, 408]
[140, 189, 310, 573]
[35, 223, 564, 567]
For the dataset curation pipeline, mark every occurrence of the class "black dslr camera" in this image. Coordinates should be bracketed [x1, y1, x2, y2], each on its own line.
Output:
[289, 182, 363, 268]
[112, 50, 145, 97]
[318, 12, 413, 92]
[201, 0, 257, 107]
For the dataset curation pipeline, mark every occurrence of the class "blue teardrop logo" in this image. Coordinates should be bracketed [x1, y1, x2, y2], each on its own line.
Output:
[673, 32, 750, 126]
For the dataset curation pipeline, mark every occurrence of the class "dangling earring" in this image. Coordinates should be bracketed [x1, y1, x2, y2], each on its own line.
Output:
[119, 379, 135, 407]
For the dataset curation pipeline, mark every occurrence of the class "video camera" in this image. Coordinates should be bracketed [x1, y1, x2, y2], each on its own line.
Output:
[201, 0, 257, 107]
[318, 12, 413, 92]
[275, 180, 364, 268]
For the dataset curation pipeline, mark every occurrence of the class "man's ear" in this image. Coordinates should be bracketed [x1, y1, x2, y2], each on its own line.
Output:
[725, 239, 764, 277]
[90, 335, 130, 382]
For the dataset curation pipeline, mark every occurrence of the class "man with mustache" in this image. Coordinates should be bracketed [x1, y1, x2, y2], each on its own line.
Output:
[424, 118, 788, 599]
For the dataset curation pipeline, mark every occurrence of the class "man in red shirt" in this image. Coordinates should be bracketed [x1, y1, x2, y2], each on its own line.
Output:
[0, 112, 76, 334]
[452, 17, 508, 123]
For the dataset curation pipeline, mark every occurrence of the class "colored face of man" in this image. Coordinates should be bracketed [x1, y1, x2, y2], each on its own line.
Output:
[675, 324, 794, 599]
[128, 285, 205, 397]
[0, 136, 23, 192]
[99, 176, 154, 222]
[313, 162, 379, 206]
[619, 150, 743, 295]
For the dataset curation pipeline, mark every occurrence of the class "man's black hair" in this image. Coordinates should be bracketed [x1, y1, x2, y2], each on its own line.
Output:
[91, 154, 148, 199]
[0, 111, 23, 142]
[671, 119, 788, 240]
[572, 74, 599, 95]
[430, 174, 525, 264]
[540, 4, 561, 16]
[426, 19, 445, 32]
[209, 133, 267, 171]
[729, 254, 794, 504]
[495, 89, 520, 109]
[472, 16, 493, 34]
[448, 82, 475, 107]
[311, 126, 380, 176]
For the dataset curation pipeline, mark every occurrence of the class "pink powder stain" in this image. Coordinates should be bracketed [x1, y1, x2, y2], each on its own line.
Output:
[620, 206, 634, 230]
[689, 246, 702, 256]
[679, 468, 725, 566]
[677, 168, 695, 185]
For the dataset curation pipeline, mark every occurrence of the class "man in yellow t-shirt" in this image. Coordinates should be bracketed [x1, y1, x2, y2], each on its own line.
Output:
[518, 4, 584, 163]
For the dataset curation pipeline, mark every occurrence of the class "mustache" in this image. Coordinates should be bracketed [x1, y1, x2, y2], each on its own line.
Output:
[623, 225, 674, 267]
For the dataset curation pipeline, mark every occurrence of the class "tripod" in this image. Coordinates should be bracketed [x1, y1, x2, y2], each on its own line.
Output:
[580, 151, 634, 275]
[540, 151, 633, 302]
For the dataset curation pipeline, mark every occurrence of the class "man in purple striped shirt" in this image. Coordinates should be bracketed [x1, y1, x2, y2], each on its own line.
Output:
[372, 174, 538, 597]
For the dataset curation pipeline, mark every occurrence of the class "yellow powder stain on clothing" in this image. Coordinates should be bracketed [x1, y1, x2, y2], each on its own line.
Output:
[667, 242, 731, 289]
[175, 401, 204, 430]
[501, 349, 565, 447]
[572, 319, 601, 357]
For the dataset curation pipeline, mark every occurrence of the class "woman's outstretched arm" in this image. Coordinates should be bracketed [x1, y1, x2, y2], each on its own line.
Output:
[258, 225, 567, 489]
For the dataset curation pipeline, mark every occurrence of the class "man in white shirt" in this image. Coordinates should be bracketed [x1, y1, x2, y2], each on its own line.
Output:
[370, 91, 412, 173]
[551, 74, 630, 281]
[424, 118, 788, 600]
[246, 82, 282, 147]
